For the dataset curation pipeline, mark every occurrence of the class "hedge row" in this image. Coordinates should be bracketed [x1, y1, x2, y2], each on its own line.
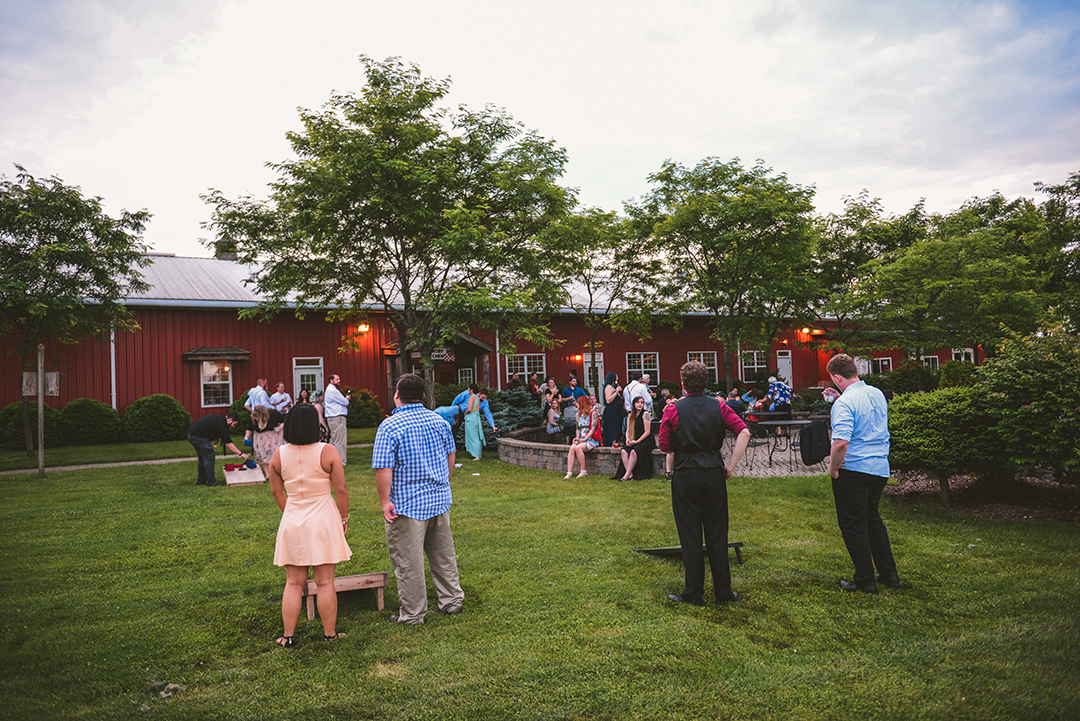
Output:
[2, 394, 192, 449]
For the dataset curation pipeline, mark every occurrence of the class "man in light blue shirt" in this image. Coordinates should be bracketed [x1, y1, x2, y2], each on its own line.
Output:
[373, 373, 464, 624]
[827, 353, 899, 595]
[450, 388, 498, 436]
[323, 374, 350, 465]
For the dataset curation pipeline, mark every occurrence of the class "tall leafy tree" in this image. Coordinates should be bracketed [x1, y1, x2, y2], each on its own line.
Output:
[1033, 171, 1080, 332]
[628, 158, 819, 391]
[542, 208, 677, 394]
[0, 166, 150, 454]
[203, 57, 574, 403]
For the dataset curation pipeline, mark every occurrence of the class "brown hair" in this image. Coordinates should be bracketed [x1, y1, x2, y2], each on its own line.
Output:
[680, 360, 709, 393]
[396, 373, 425, 404]
[251, 405, 270, 430]
[826, 353, 858, 380]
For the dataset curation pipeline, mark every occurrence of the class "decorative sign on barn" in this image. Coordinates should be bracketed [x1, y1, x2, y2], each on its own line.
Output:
[409, 348, 456, 362]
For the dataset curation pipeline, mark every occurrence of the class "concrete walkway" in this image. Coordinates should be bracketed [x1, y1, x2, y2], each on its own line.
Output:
[0, 443, 375, 476]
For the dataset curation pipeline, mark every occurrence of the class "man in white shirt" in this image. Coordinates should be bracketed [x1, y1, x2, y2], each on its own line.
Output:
[243, 377, 271, 445]
[623, 371, 643, 412]
[269, 381, 293, 413]
[324, 374, 351, 465]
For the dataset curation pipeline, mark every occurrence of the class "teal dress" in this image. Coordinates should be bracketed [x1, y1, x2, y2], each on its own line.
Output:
[464, 395, 485, 460]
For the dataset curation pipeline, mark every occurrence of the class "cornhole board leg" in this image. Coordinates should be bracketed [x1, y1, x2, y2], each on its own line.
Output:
[303, 572, 390, 620]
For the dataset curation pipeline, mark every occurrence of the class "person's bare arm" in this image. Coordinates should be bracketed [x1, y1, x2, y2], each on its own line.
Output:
[725, 428, 751, 479]
[829, 439, 849, 478]
[321, 443, 349, 532]
[375, 467, 396, 523]
[269, 449, 286, 512]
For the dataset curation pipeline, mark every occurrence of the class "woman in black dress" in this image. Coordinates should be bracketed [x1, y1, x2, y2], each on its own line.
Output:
[601, 372, 624, 447]
[614, 395, 655, 481]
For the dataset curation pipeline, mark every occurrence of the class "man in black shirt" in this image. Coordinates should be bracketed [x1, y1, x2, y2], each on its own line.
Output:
[188, 412, 248, 487]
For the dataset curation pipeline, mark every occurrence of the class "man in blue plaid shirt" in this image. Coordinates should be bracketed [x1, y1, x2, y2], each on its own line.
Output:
[372, 373, 464, 624]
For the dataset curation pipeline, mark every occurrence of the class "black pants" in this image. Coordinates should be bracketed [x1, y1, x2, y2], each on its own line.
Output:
[188, 434, 216, 485]
[671, 466, 733, 602]
[832, 469, 897, 587]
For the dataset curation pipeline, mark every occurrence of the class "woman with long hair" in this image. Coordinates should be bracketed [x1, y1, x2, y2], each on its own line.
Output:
[545, 392, 562, 437]
[296, 388, 312, 405]
[463, 384, 486, 461]
[614, 395, 656, 481]
[269, 404, 351, 647]
[249, 405, 286, 479]
[601, 371, 624, 447]
[565, 395, 600, 478]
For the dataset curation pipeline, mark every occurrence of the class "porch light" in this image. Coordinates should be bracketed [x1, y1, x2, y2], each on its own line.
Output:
[357, 323, 371, 333]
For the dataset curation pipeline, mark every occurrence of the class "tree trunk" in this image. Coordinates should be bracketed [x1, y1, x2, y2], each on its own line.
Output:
[721, 339, 736, 394]
[423, 362, 436, 410]
[937, 471, 951, 505]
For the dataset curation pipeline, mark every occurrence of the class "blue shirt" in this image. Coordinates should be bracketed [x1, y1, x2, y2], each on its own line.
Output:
[830, 380, 890, 478]
[323, 383, 350, 418]
[371, 403, 456, 520]
[451, 390, 495, 428]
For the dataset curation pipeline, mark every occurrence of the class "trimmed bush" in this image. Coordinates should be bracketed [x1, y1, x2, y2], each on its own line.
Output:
[889, 386, 1013, 502]
[434, 382, 469, 409]
[3, 401, 66, 449]
[121, 394, 192, 442]
[0, 403, 22, 448]
[490, 386, 541, 434]
[864, 365, 940, 393]
[62, 398, 121, 445]
[344, 387, 386, 428]
[229, 392, 251, 431]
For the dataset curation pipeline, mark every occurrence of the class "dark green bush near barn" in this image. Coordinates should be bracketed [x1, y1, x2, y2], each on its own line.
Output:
[490, 386, 541, 434]
[864, 364, 940, 393]
[121, 394, 192, 442]
[434, 382, 469, 409]
[61, 398, 121, 445]
[344, 387, 385, 428]
[3, 401, 66, 448]
[229, 392, 251, 430]
[889, 386, 1013, 502]
[938, 360, 978, 388]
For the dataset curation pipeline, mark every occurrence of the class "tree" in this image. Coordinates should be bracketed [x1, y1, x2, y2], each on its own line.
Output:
[1033, 171, 1080, 332]
[541, 208, 676, 394]
[0, 166, 150, 455]
[628, 158, 819, 392]
[203, 57, 574, 404]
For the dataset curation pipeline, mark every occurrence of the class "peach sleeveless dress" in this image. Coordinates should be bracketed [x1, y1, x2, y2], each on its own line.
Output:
[273, 442, 352, 567]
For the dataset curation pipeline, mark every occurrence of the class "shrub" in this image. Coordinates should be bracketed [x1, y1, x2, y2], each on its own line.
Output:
[121, 394, 192, 442]
[61, 398, 121, 445]
[229, 392, 251, 431]
[864, 365, 940, 393]
[889, 386, 1013, 502]
[3, 402, 66, 448]
[490, 386, 542, 434]
[344, 387, 385, 428]
[0, 403, 22, 447]
[939, 360, 978, 389]
[656, 379, 682, 399]
[979, 321, 1080, 483]
[434, 382, 469, 409]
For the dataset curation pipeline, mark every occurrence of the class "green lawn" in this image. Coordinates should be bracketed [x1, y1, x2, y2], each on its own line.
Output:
[0, 428, 377, 472]
[0, 450, 1077, 720]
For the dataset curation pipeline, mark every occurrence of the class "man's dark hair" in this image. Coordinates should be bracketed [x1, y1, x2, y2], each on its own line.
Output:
[680, 361, 709, 393]
[225, 412, 239, 424]
[629, 370, 642, 382]
[283, 404, 321, 445]
[397, 373, 425, 403]
[826, 353, 859, 380]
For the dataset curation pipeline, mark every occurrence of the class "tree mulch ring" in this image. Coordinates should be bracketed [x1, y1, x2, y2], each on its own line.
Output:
[886, 469, 1080, 524]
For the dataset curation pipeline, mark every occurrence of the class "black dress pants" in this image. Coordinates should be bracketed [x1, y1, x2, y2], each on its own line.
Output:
[832, 468, 897, 587]
[671, 466, 733, 602]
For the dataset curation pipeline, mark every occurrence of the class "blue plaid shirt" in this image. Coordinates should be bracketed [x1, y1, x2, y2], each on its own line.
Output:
[371, 402, 456, 520]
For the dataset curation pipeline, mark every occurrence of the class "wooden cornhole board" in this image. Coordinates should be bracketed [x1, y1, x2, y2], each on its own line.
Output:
[223, 465, 266, 486]
[302, 572, 390, 620]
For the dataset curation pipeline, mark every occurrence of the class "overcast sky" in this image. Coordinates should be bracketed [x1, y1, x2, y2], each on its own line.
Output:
[2, 0, 1078, 258]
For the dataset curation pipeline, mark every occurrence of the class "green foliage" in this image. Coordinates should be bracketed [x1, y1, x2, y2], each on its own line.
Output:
[60, 398, 121, 445]
[120, 394, 192, 442]
[2, 401, 65, 448]
[656, 379, 682, 399]
[434, 382, 469, 409]
[980, 321, 1080, 482]
[889, 387, 1013, 500]
[344, 386, 385, 428]
[229, 392, 251, 430]
[0, 403, 21, 447]
[629, 157, 819, 389]
[863, 365, 940, 393]
[938, 360, 978, 388]
[489, 386, 541, 433]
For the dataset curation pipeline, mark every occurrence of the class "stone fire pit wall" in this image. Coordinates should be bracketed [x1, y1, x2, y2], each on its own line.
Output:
[496, 427, 661, 476]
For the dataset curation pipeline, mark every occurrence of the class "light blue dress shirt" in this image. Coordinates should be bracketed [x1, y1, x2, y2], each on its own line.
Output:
[323, 384, 350, 418]
[451, 390, 495, 428]
[830, 380, 891, 478]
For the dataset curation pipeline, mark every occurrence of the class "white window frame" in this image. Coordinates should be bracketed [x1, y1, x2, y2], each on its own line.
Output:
[952, 347, 975, 363]
[626, 352, 659, 385]
[506, 353, 546, 382]
[922, 355, 940, 371]
[457, 367, 475, 385]
[201, 360, 233, 408]
[687, 351, 718, 385]
[870, 357, 893, 375]
[741, 350, 768, 380]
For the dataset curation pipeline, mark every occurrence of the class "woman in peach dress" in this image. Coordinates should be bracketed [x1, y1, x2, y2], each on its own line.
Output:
[269, 404, 352, 647]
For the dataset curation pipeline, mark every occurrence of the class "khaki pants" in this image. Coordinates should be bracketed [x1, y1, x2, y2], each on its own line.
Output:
[385, 511, 464, 624]
[326, 415, 347, 464]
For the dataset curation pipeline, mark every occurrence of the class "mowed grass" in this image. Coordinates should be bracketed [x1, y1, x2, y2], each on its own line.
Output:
[0, 428, 377, 472]
[0, 449, 1077, 720]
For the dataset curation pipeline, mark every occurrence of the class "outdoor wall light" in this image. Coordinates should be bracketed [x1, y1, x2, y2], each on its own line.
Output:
[357, 323, 371, 333]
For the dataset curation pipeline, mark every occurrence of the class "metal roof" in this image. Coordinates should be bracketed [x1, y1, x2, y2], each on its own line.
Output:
[127, 253, 261, 305]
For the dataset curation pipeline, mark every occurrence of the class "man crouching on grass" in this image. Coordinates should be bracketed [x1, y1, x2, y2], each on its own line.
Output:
[372, 373, 465, 624]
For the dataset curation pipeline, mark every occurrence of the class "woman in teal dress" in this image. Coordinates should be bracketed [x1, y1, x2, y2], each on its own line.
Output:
[464, 385, 485, 461]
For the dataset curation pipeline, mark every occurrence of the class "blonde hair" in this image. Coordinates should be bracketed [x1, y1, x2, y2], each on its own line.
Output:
[251, 405, 270, 430]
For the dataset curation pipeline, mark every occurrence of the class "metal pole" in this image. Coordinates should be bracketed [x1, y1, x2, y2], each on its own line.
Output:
[37, 343, 45, 478]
